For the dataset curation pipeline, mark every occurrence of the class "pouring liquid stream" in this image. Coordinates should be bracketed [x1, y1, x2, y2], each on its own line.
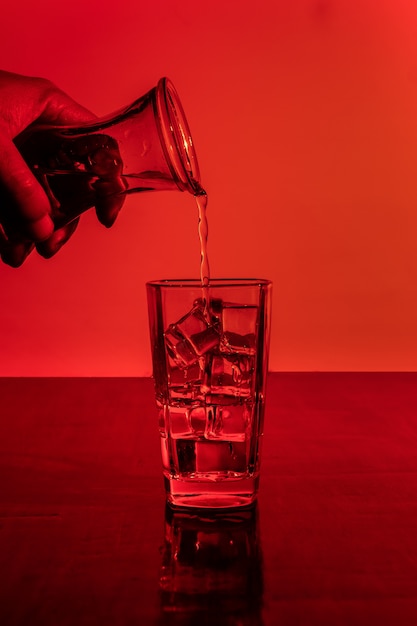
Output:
[195, 189, 211, 317]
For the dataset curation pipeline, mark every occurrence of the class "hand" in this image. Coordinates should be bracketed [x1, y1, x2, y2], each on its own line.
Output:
[0, 70, 123, 267]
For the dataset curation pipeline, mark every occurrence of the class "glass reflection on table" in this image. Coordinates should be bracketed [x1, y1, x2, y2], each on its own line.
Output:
[158, 503, 264, 625]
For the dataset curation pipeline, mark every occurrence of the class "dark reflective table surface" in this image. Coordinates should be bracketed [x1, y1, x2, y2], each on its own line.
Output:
[1, 373, 417, 625]
[159, 504, 263, 625]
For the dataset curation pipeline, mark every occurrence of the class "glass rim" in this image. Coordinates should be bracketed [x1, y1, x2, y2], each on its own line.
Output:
[146, 278, 272, 288]
[155, 77, 201, 194]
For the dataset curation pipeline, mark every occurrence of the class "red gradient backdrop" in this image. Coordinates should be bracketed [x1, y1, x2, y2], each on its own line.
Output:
[1, 0, 417, 375]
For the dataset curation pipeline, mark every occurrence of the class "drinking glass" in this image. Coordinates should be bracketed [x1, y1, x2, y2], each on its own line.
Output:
[146, 278, 272, 509]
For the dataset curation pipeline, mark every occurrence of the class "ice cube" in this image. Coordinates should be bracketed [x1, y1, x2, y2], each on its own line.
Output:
[220, 332, 256, 355]
[164, 302, 220, 368]
[167, 359, 205, 403]
[164, 326, 197, 368]
[189, 406, 207, 436]
[168, 359, 203, 387]
[219, 304, 258, 355]
[222, 303, 258, 335]
[204, 403, 251, 441]
[166, 406, 193, 438]
[215, 404, 252, 440]
[208, 354, 255, 398]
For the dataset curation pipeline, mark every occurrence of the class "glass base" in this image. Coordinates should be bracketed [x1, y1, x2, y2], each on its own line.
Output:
[164, 475, 259, 509]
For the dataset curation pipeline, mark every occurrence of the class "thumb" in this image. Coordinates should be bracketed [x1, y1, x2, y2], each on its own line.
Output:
[0, 131, 54, 241]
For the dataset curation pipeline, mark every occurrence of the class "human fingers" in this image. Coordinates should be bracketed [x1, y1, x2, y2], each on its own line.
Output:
[0, 71, 95, 137]
[0, 225, 34, 267]
[36, 218, 79, 259]
[87, 136, 127, 227]
[94, 179, 127, 227]
[0, 133, 54, 241]
[33, 78, 95, 127]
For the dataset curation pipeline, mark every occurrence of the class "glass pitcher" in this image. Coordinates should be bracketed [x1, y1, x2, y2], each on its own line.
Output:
[16, 78, 202, 229]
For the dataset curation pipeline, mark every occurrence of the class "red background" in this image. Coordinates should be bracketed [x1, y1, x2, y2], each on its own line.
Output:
[1, 0, 417, 375]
